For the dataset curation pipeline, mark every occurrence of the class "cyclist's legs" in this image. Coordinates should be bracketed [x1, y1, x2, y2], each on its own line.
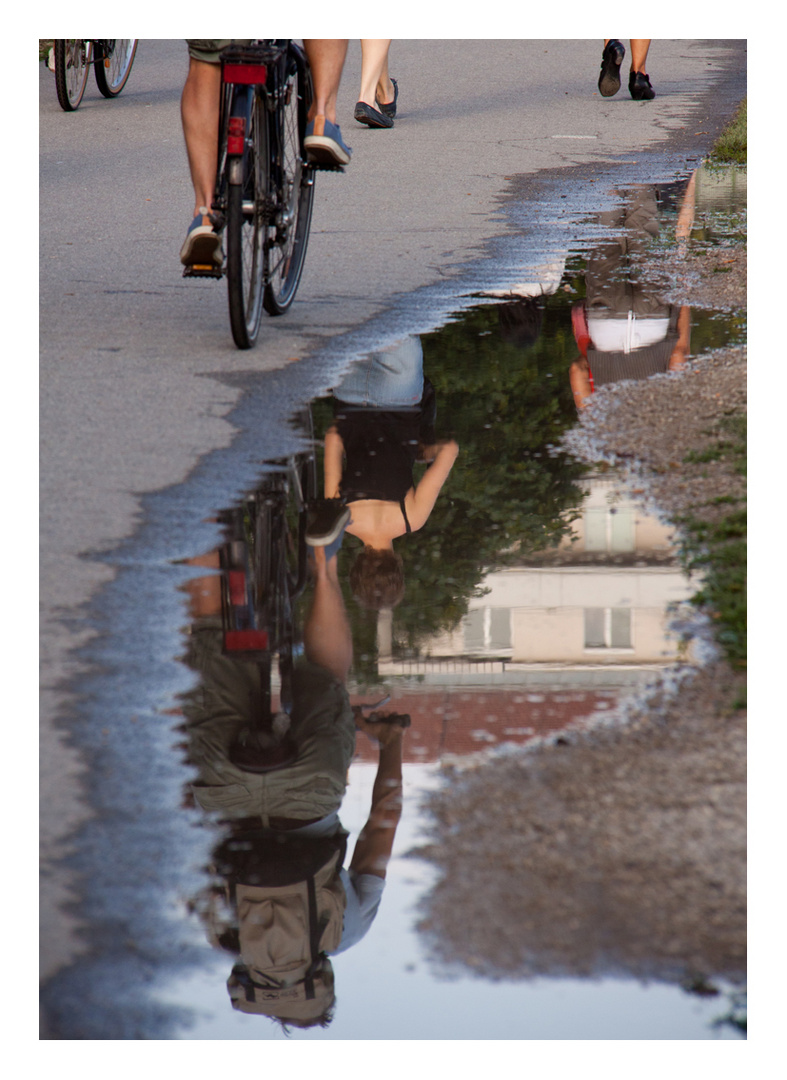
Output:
[181, 40, 253, 217]
[181, 56, 222, 216]
[303, 39, 348, 124]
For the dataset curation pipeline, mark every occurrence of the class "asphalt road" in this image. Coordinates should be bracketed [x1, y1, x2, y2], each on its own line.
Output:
[39, 39, 746, 987]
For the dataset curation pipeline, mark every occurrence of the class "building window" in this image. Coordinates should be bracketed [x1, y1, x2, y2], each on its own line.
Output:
[464, 608, 512, 654]
[584, 507, 636, 552]
[584, 607, 632, 649]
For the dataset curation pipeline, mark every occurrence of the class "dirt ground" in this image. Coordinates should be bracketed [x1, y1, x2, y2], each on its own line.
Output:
[413, 192, 747, 996]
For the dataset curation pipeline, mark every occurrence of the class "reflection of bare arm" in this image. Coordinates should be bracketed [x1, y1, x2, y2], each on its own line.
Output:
[408, 439, 459, 530]
[349, 721, 404, 879]
[669, 306, 691, 370]
[324, 425, 344, 498]
[569, 358, 592, 409]
[676, 171, 697, 250]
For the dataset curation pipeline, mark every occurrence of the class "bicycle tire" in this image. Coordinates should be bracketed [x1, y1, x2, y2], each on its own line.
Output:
[262, 44, 315, 316]
[54, 39, 92, 111]
[226, 89, 266, 349]
[93, 39, 137, 97]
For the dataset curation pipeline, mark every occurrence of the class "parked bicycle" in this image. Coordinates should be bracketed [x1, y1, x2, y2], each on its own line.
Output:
[52, 40, 137, 112]
[183, 41, 320, 349]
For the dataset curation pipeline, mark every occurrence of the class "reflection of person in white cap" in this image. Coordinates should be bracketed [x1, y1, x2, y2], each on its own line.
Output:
[569, 179, 694, 409]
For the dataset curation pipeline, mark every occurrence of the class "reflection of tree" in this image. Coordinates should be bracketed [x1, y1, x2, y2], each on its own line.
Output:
[392, 289, 590, 648]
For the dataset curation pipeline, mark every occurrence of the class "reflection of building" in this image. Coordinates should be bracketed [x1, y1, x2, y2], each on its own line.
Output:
[350, 476, 697, 764]
[387, 477, 693, 669]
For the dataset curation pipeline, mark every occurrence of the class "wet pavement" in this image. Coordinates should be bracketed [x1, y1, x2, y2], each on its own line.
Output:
[40, 160, 746, 1040]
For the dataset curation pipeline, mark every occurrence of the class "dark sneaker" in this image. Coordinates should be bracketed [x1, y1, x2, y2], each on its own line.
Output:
[306, 499, 351, 548]
[629, 71, 655, 100]
[304, 116, 352, 166]
[180, 207, 222, 267]
[598, 39, 625, 97]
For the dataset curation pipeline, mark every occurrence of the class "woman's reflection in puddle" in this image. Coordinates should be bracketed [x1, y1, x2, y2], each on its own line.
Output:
[569, 175, 696, 409]
[181, 540, 406, 1033]
[322, 334, 459, 608]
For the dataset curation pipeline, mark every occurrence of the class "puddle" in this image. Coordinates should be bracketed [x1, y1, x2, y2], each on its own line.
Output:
[42, 166, 746, 1040]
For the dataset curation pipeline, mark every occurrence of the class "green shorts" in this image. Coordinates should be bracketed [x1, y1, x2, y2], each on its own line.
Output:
[184, 626, 356, 824]
[186, 39, 253, 65]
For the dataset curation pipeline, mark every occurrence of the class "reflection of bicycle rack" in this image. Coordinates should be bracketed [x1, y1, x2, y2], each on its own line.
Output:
[218, 426, 316, 773]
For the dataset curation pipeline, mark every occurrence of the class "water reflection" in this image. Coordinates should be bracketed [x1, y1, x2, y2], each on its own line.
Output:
[164, 166, 744, 1038]
[180, 483, 407, 1032]
[324, 335, 458, 609]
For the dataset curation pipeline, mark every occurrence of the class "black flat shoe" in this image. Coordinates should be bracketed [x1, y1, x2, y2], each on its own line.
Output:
[598, 39, 625, 96]
[377, 77, 398, 119]
[354, 100, 394, 128]
[629, 70, 655, 100]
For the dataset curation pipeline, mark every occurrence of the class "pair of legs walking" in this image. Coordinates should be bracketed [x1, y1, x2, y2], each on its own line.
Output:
[354, 40, 398, 129]
[598, 39, 654, 100]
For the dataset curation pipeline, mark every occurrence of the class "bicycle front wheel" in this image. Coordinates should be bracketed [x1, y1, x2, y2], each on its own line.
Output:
[94, 39, 137, 97]
[226, 92, 266, 349]
[262, 46, 315, 316]
[54, 39, 92, 111]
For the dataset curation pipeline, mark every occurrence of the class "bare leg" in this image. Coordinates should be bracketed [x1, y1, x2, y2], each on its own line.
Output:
[358, 39, 394, 107]
[630, 39, 651, 74]
[303, 39, 348, 124]
[181, 58, 221, 216]
[303, 547, 353, 682]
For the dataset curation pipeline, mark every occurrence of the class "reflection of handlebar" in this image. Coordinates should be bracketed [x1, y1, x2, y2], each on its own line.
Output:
[366, 712, 411, 729]
[352, 697, 410, 728]
[357, 695, 391, 713]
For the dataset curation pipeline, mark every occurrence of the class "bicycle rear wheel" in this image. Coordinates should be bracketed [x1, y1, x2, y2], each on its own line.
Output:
[94, 39, 137, 97]
[262, 45, 315, 316]
[226, 90, 266, 349]
[54, 39, 92, 111]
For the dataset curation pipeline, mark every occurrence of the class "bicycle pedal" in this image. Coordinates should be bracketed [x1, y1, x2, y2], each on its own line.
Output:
[309, 162, 345, 174]
[182, 264, 224, 279]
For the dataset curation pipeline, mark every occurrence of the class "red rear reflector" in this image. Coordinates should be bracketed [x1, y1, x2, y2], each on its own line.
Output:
[223, 63, 267, 85]
[227, 116, 246, 154]
[224, 630, 269, 651]
[228, 570, 247, 605]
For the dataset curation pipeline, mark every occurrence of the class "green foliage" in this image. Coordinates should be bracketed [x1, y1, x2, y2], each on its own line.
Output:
[396, 294, 589, 647]
[313, 285, 591, 662]
[710, 100, 747, 165]
[678, 411, 747, 672]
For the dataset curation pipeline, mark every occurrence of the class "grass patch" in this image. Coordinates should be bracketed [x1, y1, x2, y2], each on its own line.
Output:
[710, 99, 747, 165]
[683, 414, 747, 475]
[678, 411, 747, 674]
[39, 40, 54, 61]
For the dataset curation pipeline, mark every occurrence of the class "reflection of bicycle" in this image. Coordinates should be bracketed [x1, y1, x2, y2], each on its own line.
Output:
[218, 414, 318, 771]
[53, 40, 137, 112]
[184, 41, 316, 349]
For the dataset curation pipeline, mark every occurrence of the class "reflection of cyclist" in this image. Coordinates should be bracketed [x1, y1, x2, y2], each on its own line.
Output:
[182, 544, 404, 1030]
[180, 39, 351, 268]
[320, 336, 459, 609]
[569, 182, 693, 410]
